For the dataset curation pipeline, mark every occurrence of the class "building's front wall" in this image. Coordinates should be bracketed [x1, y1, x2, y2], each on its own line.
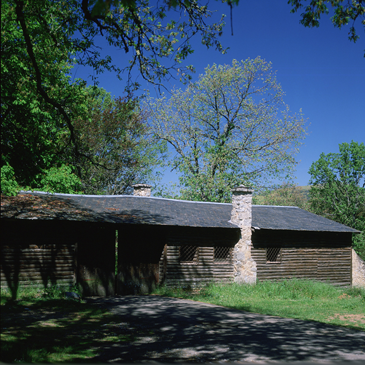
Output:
[1, 220, 116, 297]
[159, 227, 239, 287]
[1, 220, 76, 293]
[252, 230, 353, 287]
[2, 218, 354, 297]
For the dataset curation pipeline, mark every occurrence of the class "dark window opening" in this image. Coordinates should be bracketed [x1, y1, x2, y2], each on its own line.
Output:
[266, 247, 281, 263]
[214, 247, 232, 263]
[180, 246, 198, 264]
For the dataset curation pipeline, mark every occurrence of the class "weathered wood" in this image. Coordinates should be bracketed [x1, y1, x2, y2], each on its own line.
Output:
[0, 264, 75, 271]
[162, 242, 234, 286]
[252, 233, 352, 286]
[1, 237, 76, 287]
[1, 271, 75, 278]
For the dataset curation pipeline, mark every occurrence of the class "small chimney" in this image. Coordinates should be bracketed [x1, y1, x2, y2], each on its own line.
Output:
[231, 185, 256, 284]
[132, 184, 152, 197]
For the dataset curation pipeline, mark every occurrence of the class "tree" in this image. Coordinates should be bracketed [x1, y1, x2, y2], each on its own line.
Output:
[1, 0, 231, 188]
[288, 0, 365, 54]
[1, 0, 89, 189]
[62, 87, 165, 195]
[308, 141, 365, 259]
[253, 183, 310, 210]
[146, 57, 307, 202]
[9, 0, 228, 88]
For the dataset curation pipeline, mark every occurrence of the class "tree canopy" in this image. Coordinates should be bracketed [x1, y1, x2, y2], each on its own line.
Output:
[1, 0, 232, 193]
[309, 141, 365, 258]
[288, 0, 365, 54]
[253, 183, 310, 210]
[1, 0, 88, 189]
[146, 57, 307, 202]
[61, 87, 165, 195]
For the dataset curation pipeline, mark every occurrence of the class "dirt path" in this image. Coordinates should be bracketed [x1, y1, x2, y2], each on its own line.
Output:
[86, 295, 365, 363]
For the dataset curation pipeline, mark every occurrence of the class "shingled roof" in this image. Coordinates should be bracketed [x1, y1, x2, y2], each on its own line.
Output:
[0, 191, 358, 233]
[252, 205, 358, 232]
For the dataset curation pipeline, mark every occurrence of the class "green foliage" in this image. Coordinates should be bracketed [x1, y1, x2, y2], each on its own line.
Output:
[1, 0, 88, 187]
[2, 0, 228, 190]
[1, 164, 20, 196]
[253, 183, 310, 210]
[309, 141, 365, 258]
[62, 87, 166, 194]
[0, 284, 81, 304]
[288, 0, 365, 54]
[35, 165, 82, 194]
[147, 58, 307, 202]
[43, 284, 81, 300]
[353, 231, 365, 260]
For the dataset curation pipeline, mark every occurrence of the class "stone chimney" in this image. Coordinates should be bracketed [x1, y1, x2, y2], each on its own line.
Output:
[231, 186, 257, 284]
[132, 184, 152, 197]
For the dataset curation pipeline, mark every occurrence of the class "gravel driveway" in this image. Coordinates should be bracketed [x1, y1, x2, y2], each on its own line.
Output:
[86, 295, 365, 363]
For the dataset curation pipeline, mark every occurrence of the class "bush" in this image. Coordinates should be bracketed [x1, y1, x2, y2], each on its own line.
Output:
[37, 165, 82, 194]
[353, 230, 365, 260]
[1, 164, 20, 196]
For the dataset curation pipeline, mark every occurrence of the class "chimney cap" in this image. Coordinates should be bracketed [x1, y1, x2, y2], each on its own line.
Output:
[231, 185, 254, 194]
[132, 184, 152, 197]
[132, 183, 152, 189]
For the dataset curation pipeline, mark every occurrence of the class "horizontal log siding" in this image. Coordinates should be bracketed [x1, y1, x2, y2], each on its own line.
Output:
[160, 229, 236, 287]
[2, 220, 118, 295]
[1, 244, 75, 288]
[252, 230, 352, 287]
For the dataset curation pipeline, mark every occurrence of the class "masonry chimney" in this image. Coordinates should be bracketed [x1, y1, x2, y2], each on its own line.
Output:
[132, 184, 152, 197]
[231, 186, 257, 284]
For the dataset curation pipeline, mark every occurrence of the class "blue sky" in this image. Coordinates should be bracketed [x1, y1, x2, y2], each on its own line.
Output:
[73, 1, 365, 188]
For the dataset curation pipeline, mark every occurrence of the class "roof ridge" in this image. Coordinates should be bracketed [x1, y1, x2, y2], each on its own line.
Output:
[252, 205, 300, 208]
[18, 191, 233, 206]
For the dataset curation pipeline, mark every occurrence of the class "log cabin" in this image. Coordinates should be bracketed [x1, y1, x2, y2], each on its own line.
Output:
[1, 185, 359, 296]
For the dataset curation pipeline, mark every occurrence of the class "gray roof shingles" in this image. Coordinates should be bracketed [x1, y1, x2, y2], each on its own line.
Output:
[252, 205, 358, 232]
[0, 192, 358, 233]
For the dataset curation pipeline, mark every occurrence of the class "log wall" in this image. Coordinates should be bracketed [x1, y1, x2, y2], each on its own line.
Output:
[1, 243, 75, 288]
[252, 230, 353, 287]
[1, 220, 116, 297]
[1, 220, 77, 289]
[160, 227, 238, 287]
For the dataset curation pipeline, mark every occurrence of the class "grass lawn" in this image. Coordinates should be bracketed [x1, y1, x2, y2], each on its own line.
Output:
[153, 279, 365, 331]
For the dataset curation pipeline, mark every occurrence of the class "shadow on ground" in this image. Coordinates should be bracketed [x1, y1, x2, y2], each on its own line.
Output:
[87, 295, 365, 363]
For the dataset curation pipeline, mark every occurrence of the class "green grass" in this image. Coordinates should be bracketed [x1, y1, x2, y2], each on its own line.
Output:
[153, 279, 365, 330]
[0, 285, 142, 363]
[0, 283, 81, 305]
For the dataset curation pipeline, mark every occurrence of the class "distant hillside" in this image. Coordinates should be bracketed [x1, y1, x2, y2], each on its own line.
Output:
[296, 185, 310, 199]
[253, 184, 310, 210]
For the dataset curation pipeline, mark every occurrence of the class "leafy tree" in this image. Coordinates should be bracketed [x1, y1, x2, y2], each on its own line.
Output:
[1, 0, 231, 190]
[63, 88, 165, 195]
[253, 183, 310, 210]
[36, 165, 83, 194]
[1, 0, 88, 189]
[309, 141, 365, 259]
[1, 164, 20, 196]
[146, 58, 307, 202]
[288, 0, 365, 54]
